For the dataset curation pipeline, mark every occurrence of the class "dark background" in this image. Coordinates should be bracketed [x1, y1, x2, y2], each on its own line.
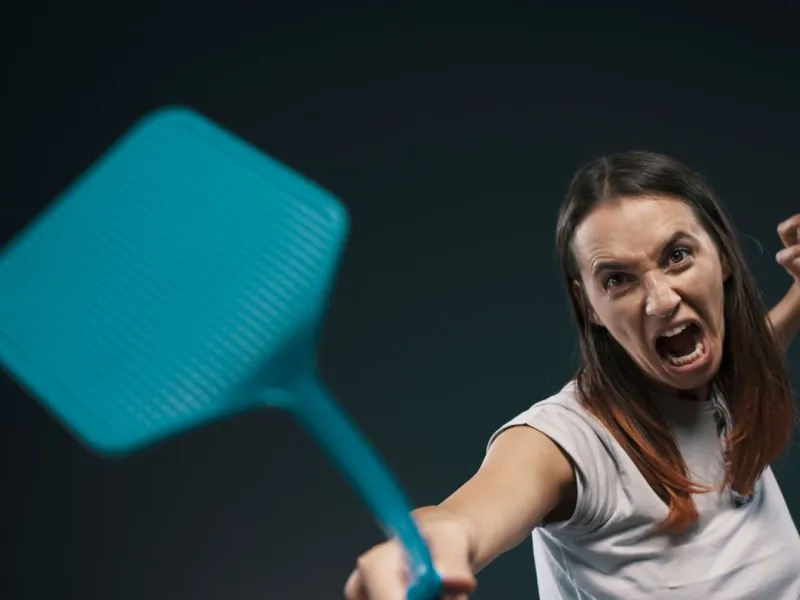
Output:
[4, 3, 800, 599]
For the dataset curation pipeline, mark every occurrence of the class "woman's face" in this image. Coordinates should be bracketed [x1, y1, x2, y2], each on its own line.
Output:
[571, 195, 729, 395]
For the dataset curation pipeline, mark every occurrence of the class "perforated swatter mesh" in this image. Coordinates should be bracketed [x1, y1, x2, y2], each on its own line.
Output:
[0, 108, 348, 452]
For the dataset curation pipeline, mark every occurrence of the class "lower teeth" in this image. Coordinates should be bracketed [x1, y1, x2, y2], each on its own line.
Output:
[667, 340, 704, 366]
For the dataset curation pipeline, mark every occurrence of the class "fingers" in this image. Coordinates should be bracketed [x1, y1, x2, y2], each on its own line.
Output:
[776, 243, 800, 280]
[420, 519, 477, 594]
[775, 216, 800, 281]
[344, 541, 406, 600]
[777, 214, 800, 249]
[344, 569, 366, 600]
[344, 518, 477, 600]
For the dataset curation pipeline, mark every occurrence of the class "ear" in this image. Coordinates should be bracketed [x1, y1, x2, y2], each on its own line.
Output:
[721, 254, 732, 281]
[571, 280, 604, 327]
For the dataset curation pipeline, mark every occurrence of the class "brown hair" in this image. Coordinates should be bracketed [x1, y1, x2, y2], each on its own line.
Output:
[556, 151, 797, 533]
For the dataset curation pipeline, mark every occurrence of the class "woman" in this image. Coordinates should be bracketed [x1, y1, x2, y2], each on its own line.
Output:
[344, 152, 800, 599]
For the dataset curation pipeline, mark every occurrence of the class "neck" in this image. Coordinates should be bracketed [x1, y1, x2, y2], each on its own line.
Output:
[677, 387, 708, 402]
[647, 381, 710, 403]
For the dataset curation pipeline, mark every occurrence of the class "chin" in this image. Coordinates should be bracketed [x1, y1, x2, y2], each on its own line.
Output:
[666, 371, 716, 392]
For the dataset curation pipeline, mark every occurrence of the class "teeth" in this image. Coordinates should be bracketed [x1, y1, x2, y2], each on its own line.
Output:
[660, 323, 689, 338]
[666, 339, 705, 366]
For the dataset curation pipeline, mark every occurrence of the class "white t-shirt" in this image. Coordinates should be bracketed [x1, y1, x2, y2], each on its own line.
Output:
[487, 381, 800, 599]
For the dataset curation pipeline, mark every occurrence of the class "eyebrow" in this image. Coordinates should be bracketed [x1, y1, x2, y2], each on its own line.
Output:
[591, 230, 699, 278]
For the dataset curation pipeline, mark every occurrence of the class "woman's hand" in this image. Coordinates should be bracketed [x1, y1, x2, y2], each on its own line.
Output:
[776, 214, 800, 282]
[344, 510, 477, 600]
[769, 214, 800, 350]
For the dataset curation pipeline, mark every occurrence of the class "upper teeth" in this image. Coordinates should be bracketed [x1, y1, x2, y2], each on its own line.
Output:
[660, 323, 689, 338]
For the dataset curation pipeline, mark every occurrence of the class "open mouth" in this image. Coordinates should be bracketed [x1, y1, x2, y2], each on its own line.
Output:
[655, 323, 707, 367]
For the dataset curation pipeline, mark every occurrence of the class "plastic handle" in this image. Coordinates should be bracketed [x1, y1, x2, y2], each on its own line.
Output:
[282, 379, 443, 600]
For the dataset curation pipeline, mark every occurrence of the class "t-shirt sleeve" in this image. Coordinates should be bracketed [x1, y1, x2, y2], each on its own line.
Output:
[486, 401, 617, 534]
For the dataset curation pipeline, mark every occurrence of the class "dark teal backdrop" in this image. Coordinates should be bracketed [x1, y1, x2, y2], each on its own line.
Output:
[4, 4, 800, 599]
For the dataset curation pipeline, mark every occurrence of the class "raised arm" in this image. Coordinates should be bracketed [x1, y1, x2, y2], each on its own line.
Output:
[344, 426, 575, 599]
[768, 284, 800, 352]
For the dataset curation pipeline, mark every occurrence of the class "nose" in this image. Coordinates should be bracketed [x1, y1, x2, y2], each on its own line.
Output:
[644, 276, 681, 318]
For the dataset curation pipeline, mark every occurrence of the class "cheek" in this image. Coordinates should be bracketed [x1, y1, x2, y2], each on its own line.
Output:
[688, 262, 726, 303]
[592, 298, 645, 346]
[679, 262, 728, 332]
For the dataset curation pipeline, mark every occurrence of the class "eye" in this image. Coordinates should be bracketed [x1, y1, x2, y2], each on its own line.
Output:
[668, 247, 692, 265]
[604, 273, 629, 290]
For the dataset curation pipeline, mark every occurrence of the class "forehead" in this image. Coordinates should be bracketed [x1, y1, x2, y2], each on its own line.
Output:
[572, 196, 706, 270]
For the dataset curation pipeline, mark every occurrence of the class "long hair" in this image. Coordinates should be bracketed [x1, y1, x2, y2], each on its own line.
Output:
[555, 151, 796, 533]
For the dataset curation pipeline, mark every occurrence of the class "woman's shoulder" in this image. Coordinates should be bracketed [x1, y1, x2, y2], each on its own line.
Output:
[485, 378, 623, 532]
[486, 378, 618, 460]
[489, 380, 593, 436]
[531, 379, 585, 412]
